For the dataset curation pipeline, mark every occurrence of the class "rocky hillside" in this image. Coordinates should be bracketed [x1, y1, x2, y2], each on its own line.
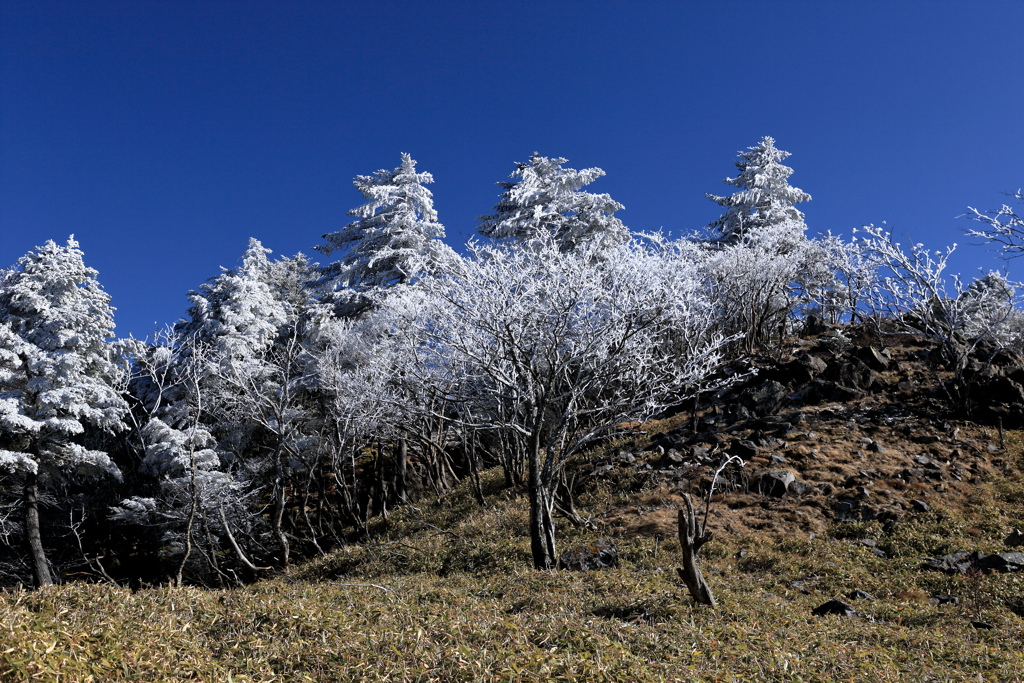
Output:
[577, 324, 1023, 555]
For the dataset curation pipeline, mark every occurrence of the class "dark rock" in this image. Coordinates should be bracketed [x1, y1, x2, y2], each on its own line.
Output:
[911, 500, 930, 513]
[660, 449, 685, 466]
[971, 621, 995, 630]
[1005, 529, 1024, 548]
[770, 453, 788, 464]
[788, 480, 815, 497]
[730, 439, 760, 459]
[993, 377, 1024, 404]
[923, 550, 973, 574]
[743, 380, 791, 416]
[812, 600, 859, 618]
[558, 538, 619, 571]
[756, 470, 795, 497]
[867, 441, 887, 454]
[834, 499, 857, 521]
[825, 359, 886, 394]
[857, 346, 891, 372]
[977, 552, 1024, 573]
[932, 594, 959, 605]
[847, 589, 877, 601]
[785, 353, 829, 385]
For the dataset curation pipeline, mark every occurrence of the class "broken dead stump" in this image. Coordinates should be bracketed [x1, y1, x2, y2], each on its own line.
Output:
[676, 492, 716, 606]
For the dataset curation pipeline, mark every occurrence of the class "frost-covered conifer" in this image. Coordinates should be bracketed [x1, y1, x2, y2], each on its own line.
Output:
[315, 153, 452, 297]
[707, 137, 811, 244]
[0, 237, 128, 586]
[477, 153, 629, 251]
[175, 238, 289, 359]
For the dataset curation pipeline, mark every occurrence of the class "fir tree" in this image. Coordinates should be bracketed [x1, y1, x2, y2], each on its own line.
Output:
[707, 136, 811, 244]
[315, 153, 451, 296]
[0, 237, 128, 586]
[477, 153, 629, 251]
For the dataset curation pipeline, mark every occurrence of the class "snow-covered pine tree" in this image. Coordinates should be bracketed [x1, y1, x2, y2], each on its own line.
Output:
[175, 238, 290, 360]
[0, 237, 128, 586]
[477, 153, 629, 251]
[315, 153, 451, 302]
[706, 136, 811, 244]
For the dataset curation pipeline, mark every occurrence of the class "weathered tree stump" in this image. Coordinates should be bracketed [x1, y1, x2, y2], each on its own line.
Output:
[676, 492, 716, 606]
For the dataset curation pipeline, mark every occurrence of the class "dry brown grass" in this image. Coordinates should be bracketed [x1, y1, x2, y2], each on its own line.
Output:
[3, 461, 1022, 682]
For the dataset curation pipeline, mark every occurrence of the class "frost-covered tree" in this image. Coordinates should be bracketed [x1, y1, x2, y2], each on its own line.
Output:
[0, 237, 128, 586]
[175, 238, 290, 359]
[477, 153, 629, 251]
[392, 233, 733, 569]
[315, 153, 452, 303]
[966, 189, 1024, 258]
[856, 225, 1023, 412]
[116, 241, 321, 581]
[701, 220, 815, 352]
[707, 136, 811, 244]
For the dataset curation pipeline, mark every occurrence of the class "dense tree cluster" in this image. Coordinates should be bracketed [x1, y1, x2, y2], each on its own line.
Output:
[1, 143, 1021, 586]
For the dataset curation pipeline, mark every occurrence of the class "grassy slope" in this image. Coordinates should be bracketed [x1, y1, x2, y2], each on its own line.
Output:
[2, 459, 1022, 683]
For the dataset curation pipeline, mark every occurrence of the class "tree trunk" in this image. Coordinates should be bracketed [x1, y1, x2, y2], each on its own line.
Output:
[676, 494, 716, 606]
[272, 445, 290, 570]
[24, 472, 52, 588]
[527, 428, 556, 569]
[395, 438, 408, 504]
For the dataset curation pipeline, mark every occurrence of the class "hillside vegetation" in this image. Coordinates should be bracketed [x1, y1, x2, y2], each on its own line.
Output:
[3, 336, 1023, 682]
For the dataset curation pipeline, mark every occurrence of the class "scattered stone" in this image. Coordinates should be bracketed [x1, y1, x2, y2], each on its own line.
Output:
[857, 346, 891, 372]
[735, 550, 749, 559]
[660, 449, 685, 466]
[859, 538, 877, 548]
[923, 550, 1024, 574]
[730, 440, 759, 459]
[757, 470, 796, 497]
[787, 353, 829, 384]
[868, 441, 887, 454]
[911, 500, 930, 513]
[932, 594, 959, 605]
[977, 552, 1024, 573]
[834, 499, 857, 521]
[922, 550, 973, 574]
[790, 576, 821, 592]
[847, 589, 876, 601]
[1005, 529, 1024, 548]
[787, 480, 815, 497]
[812, 600, 859, 618]
[743, 380, 791, 416]
[971, 621, 995, 630]
[557, 538, 619, 571]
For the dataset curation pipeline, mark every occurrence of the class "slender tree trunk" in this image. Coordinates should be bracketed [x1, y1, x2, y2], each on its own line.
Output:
[395, 438, 408, 504]
[527, 426, 556, 570]
[272, 444, 290, 570]
[24, 472, 52, 588]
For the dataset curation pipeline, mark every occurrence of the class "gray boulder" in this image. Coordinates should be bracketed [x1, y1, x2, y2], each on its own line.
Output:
[558, 538, 620, 571]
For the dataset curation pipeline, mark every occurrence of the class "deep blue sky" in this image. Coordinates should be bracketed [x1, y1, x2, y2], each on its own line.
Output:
[2, 1, 1023, 339]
